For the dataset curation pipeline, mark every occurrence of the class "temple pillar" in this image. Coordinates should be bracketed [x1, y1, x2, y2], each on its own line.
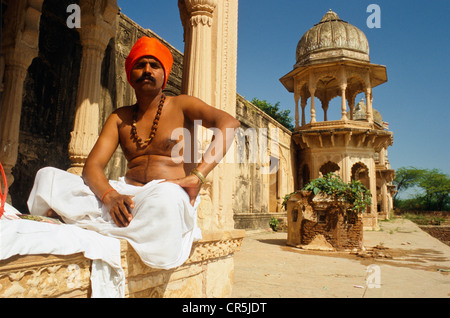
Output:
[0, 0, 44, 201]
[340, 84, 348, 121]
[348, 97, 355, 120]
[322, 100, 329, 121]
[308, 87, 316, 124]
[179, 0, 241, 232]
[365, 88, 373, 123]
[294, 92, 300, 129]
[180, 0, 217, 103]
[301, 96, 307, 126]
[179, 0, 243, 298]
[67, 0, 118, 175]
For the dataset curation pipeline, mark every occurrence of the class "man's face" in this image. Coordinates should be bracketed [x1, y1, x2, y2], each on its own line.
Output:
[130, 56, 165, 92]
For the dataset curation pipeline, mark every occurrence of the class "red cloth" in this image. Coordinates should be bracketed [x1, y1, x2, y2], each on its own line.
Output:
[0, 162, 7, 218]
[125, 36, 174, 89]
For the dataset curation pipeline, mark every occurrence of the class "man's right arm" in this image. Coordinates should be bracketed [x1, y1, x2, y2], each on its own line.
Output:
[82, 112, 134, 227]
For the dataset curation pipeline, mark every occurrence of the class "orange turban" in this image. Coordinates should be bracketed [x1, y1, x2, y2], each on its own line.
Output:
[125, 36, 174, 89]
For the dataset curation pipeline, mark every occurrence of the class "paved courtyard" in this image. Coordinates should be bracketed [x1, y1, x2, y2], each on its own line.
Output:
[231, 218, 450, 298]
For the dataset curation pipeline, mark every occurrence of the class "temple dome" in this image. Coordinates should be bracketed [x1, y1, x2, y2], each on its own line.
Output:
[295, 10, 370, 67]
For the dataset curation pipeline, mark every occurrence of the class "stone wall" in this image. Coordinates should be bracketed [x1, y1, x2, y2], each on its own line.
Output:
[233, 95, 295, 229]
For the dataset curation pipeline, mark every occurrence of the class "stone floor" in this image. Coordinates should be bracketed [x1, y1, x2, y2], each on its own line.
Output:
[231, 218, 450, 298]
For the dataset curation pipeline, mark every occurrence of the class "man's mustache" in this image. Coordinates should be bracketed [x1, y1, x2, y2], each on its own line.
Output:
[136, 73, 156, 83]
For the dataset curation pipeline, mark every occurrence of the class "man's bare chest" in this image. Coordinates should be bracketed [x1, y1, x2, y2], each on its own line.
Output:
[118, 106, 188, 158]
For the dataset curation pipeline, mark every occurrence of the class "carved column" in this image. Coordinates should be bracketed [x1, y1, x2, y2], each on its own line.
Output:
[179, 0, 241, 232]
[0, 0, 44, 200]
[180, 0, 217, 103]
[365, 88, 374, 123]
[308, 86, 316, 124]
[340, 84, 348, 121]
[179, 0, 217, 231]
[67, 0, 118, 175]
[322, 100, 329, 121]
[301, 95, 307, 126]
[294, 92, 300, 129]
[348, 97, 355, 120]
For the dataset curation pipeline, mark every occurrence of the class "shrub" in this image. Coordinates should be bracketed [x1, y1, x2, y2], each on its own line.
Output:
[301, 173, 372, 213]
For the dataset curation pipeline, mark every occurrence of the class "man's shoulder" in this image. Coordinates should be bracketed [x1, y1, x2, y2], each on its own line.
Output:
[112, 105, 134, 116]
[169, 94, 202, 108]
[106, 105, 133, 124]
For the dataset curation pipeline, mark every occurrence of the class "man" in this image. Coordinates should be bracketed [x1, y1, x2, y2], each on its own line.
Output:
[83, 36, 239, 227]
[27, 36, 240, 269]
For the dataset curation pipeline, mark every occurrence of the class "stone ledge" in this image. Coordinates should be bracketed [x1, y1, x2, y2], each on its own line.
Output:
[0, 229, 245, 298]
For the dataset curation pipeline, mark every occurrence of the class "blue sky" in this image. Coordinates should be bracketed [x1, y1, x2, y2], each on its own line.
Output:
[117, 0, 450, 177]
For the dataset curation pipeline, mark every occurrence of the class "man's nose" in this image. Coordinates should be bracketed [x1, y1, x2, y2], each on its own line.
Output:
[143, 62, 152, 74]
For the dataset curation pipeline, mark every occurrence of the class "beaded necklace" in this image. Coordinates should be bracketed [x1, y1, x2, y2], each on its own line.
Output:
[131, 93, 166, 148]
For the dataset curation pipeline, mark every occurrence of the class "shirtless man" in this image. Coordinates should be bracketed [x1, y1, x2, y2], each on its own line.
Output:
[82, 37, 240, 228]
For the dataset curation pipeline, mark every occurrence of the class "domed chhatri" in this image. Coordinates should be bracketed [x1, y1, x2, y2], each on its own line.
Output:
[296, 9, 370, 67]
[280, 8, 388, 126]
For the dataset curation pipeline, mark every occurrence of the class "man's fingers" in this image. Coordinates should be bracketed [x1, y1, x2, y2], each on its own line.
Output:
[111, 207, 126, 227]
[124, 196, 135, 209]
[118, 202, 132, 223]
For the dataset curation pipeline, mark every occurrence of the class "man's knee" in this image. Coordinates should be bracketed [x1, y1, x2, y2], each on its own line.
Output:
[35, 167, 58, 181]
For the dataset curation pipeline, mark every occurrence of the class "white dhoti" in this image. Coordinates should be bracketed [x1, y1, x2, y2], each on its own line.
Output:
[27, 167, 202, 270]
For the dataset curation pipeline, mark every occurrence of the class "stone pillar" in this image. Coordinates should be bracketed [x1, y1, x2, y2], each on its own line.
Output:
[210, 0, 239, 231]
[340, 84, 348, 121]
[309, 87, 316, 124]
[308, 75, 316, 124]
[180, 0, 217, 103]
[294, 92, 300, 129]
[301, 96, 307, 126]
[67, 0, 118, 175]
[179, 0, 243, 298]
[365, 88, 373, 123]
[348, 98, 355, 120]
[180, 0, 241, 231]
[322, 100, 329, 121]
[0, 0, 44, 200]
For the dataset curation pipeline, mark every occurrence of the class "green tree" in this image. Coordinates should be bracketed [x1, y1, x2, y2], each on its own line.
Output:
[393, 166, 426, 200]
[394, 167, 450, 211]
[418, 169, 450, 211]
[251, 98, 294, 131]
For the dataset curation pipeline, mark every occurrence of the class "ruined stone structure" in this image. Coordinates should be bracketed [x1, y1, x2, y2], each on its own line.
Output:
[280, 10, 395, 230]
[286, 191, 363, 251]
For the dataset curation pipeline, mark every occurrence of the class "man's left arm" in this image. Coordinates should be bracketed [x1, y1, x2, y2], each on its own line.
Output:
[168, 95, 240, 204]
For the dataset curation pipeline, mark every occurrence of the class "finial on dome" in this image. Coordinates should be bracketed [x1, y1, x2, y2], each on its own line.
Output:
[319, 9, 341, 23]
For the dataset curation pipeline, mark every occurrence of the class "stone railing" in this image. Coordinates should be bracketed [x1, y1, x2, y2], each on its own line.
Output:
[0, 230, 245, 298]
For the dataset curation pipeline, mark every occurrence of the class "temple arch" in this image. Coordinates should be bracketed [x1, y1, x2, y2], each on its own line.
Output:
[351, 162, 370, 189]
[319, 161, 340, 176]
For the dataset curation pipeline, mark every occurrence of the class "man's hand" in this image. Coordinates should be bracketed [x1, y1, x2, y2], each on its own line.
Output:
[102, 190, 135, 227]
[166, 174, 202, 206]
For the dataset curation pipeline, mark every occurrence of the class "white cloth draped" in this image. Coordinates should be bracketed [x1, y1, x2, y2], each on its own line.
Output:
[1, 166, 202, 298]
[1, 203, 125, 298]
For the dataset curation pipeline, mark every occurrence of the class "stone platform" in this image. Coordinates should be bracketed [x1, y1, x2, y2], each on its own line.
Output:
[0, 230, 245, 298]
